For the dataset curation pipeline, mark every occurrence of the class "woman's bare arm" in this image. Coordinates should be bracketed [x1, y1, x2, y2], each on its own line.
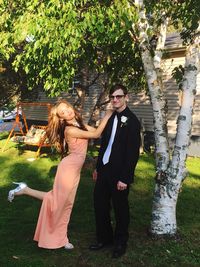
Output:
[65, 110, 113, 139]
[84, 124, 96, 132]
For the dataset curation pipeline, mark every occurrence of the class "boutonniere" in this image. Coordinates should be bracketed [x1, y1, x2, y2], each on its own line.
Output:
[120, 116, 128, 127]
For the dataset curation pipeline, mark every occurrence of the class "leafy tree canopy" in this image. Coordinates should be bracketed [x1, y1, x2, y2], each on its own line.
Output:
[0, 0, 199, 97]
[0, 0, 144, 96]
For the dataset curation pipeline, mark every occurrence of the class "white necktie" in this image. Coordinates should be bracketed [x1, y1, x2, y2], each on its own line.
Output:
[102, 115, 118, 165]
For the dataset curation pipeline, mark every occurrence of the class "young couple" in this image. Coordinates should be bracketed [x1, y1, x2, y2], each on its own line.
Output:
[8, 84, 141, 258]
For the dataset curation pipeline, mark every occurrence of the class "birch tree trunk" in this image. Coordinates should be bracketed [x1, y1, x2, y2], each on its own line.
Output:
[134, 0, 170, 171]
[151, 30, 200, 234]
[135, 1, 200, 235]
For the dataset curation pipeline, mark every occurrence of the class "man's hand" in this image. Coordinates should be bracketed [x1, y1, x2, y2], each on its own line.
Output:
[92, 170, 98, 182]
[117, 181, 127, 191]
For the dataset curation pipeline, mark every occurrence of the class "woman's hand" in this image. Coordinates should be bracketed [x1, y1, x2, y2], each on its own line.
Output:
[105, 109, 113, 118]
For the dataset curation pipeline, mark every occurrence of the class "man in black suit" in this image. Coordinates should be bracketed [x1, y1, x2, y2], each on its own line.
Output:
[89, 84, 141, 258]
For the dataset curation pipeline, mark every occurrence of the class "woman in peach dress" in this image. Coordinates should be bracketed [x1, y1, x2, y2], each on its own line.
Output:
[8, 100, 112, 250]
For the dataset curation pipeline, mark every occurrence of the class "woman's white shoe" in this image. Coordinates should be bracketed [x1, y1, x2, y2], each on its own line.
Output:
[8, 182, 27, 202]
[64, 243, 74, 250]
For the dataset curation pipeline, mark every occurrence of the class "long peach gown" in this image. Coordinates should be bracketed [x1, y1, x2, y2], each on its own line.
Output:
[34, 136, 88, 249]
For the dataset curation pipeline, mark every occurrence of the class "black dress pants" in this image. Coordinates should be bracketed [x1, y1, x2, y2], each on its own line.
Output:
[94, 164, 130, 246]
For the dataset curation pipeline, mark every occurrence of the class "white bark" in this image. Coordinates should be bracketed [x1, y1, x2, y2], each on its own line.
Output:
[135, 0, 169, 171]
[171, 27, 200, 174]
[135, 1, 200, 235]
[154, 16, 168, 69]
[151, 184, 177, 234]
[151, 27, 200, 235]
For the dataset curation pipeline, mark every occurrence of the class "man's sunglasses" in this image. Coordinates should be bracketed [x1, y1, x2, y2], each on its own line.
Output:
[109, 95, 125, 100]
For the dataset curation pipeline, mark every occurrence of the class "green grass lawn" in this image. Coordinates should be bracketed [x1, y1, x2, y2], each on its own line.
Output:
[0, 133, 200, 267]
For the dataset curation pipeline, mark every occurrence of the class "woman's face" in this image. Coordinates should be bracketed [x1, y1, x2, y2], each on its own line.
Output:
[57, 103, 75, 122]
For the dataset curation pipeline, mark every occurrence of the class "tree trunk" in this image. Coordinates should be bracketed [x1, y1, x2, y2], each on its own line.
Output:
[150, 29, 200, 235]
[88, 75, 109, 126]
[135, 1, 200, 235]
[135, 0, 169, 172]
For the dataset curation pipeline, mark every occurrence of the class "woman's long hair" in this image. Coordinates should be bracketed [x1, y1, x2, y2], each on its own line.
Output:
[46, 100, 87, 155]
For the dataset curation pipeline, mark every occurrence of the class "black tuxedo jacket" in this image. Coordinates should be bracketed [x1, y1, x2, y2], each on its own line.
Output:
[96, 106, 141, 184]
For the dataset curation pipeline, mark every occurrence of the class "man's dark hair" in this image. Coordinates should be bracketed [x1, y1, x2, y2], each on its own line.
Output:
[109, 84, 128, 95]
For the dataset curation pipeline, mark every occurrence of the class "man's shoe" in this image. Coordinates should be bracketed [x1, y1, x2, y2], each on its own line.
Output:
[112, 244, 126, 258]
[89, 242, 104, 251]
[89, 242, 112, 251]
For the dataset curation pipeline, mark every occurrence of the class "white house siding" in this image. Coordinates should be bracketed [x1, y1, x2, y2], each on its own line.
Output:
[129, 93, 153, 132]
[162, 53, 185, 135]
[192, 73, 200, 134]
[162, 51, 200, 136]
[26, 80, 102, 122]
[21, 103, 52, 122]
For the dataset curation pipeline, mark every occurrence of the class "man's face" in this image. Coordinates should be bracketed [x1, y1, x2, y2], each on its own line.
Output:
[109, 89, 128, 112]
